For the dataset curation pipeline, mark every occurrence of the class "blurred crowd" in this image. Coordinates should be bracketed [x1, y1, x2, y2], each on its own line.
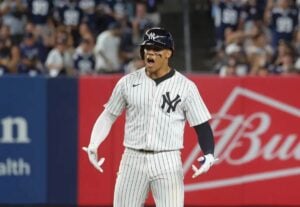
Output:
[211, 0, 300, 76]
[2, 0, 299, 77]
[0, 0, 162, 77]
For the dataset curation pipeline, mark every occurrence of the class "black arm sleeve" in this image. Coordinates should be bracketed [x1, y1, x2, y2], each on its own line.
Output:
[193, 121, 215, 155]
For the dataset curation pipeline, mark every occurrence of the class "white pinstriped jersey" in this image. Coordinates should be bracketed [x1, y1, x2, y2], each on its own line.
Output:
[105, 67, 211, 151]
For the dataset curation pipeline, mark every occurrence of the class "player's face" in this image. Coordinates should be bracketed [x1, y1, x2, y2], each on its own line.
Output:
[144, 45, 171, 74]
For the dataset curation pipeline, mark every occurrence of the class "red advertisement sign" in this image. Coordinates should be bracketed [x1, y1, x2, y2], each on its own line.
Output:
[78, 75, 300, 206]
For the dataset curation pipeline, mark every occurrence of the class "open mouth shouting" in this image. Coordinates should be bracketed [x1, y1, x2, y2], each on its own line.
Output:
[146, 57, 155, 67]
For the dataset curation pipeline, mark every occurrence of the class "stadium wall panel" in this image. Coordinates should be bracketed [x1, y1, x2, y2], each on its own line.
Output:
[1, 75, 300, 206]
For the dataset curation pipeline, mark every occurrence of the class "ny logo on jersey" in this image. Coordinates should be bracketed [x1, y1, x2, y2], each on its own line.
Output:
[161, 92, 181, 113]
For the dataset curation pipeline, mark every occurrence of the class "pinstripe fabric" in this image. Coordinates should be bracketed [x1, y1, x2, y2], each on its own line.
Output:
[105, 67, 211, 206]
[105, 68, 211, 151]
[114, 149, 150, 207]
[114, 148, 184, 207]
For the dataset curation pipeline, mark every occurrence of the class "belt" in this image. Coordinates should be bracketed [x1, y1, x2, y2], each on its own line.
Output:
[137, 149, 157, 153]
[127, 147, 176, 154]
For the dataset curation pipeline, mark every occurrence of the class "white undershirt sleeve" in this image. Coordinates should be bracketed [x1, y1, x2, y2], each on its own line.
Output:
[88, 109, 118, 149]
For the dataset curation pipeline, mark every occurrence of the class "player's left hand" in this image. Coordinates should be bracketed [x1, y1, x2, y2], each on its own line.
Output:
[82, 146, 105, 173]
[192, 154, 218, 178]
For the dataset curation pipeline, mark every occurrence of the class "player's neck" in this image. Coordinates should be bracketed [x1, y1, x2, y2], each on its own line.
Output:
[146, 65, 171, 80]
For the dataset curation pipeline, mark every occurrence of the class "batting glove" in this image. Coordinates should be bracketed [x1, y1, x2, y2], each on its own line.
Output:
[82, 146, 105, 173]
[192, 154, 218, 178]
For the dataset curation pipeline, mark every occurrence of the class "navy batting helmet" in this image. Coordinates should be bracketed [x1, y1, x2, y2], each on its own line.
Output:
[140, 27, 174, 59]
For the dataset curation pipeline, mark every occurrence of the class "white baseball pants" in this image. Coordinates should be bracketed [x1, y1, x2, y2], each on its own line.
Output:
[114, 148, 184, 207]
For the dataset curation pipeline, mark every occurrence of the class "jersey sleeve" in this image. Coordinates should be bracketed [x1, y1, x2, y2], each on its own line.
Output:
[184, 82, 211, 127]
[104, 77, 127, 116]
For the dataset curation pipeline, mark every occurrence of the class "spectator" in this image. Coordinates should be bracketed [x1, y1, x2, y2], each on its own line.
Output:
[219, 56, 239, 77]
[78, 21, 93, 39]
[112, 0, 127, 21]
[270, 52, 297, 74]
[131, 1, 154, 44]
[241, 0, 266, 32]
[266, 0, 298, 49]
[55, 25, 74, 49]
[24, 21, 37, 35]
[73, 33, 96, 75]
[0, 39, 20, 74]
[0, 39, 11, 75]
[145, 0, 163, 26]
[245, 30, 273, 61]
[57, 0, 83, 27]
[0, 24, 13, 48]
[0, 0, 27, 44]
[94, 21, 123, 73]
[248, 56, 270, 76]
[245, 31, 273, 75]
[39, 17, 57, 50]
[17, 53, 43, 76]
[293, 28, 300, 56]
[27, 0, 53, 27]
[119, 15, 137, 69]
[93, 1, 117, 35]
[0, 26, 20, 73]
[219, 43, 249, 76]
[271, 39, 294, 67]
[78, 0, 100, 34]
[293, 29, 300, 73]
[45, 33, 74, 77]
[211, 0, 243, 50]
[53, 0, 69, 9]
[9, 44, 21, 73]
[19, 32, 47, 64]
[57, 0, 84, 46]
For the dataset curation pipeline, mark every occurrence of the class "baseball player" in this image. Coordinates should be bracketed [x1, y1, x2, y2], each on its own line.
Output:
[83, 27, 218, 207]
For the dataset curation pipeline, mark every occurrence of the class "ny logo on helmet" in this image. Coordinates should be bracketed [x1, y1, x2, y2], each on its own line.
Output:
[161, 92, 181, 113]
[147, 32, 159, 40]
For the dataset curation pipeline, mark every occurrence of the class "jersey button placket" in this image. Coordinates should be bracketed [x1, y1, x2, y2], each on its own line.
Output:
[146, 82, 156, 149]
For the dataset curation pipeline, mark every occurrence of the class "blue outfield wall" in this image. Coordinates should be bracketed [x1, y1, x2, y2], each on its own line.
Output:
[46, 78, 78, 205]
[0, 76, 78, 205]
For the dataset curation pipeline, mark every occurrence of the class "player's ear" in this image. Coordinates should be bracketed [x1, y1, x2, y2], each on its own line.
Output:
[165, 50, 172, 59]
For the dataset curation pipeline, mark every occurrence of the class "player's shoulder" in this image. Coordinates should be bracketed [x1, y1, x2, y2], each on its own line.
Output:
[116, 67, 145, 85]
[174, 70, 197, 87]
[123, 67, 144, 80]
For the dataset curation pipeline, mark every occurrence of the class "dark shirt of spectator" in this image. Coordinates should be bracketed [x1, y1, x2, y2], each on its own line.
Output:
[145, 0, 163, 13]
[58, 0, 84, 27]
[27, 0, 53, 25]
[241, 0, 263, 23]
[269, 1, 298, 48]
[19, 32, 47, 63]
[17, 53, 43, 76]
[78, 0, 100, 33]
[212, 0, 242, 47]
[0, 46, 10, 76]
[73, 37, 96, 75]
[93, 1, 118, 35]
[57, 0, 84, 46]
